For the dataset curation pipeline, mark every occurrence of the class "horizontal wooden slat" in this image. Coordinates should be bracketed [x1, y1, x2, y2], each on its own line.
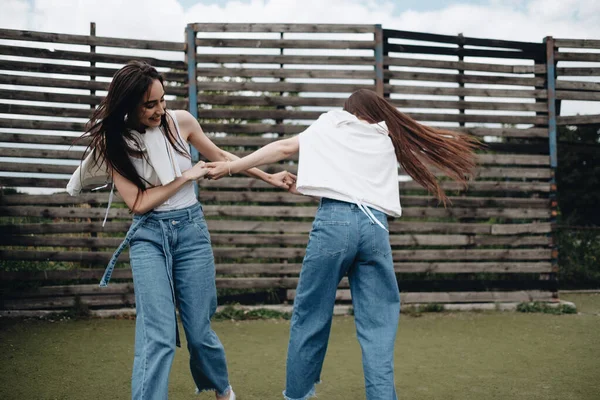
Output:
[554, 39, 600, 49]
[554, 52, 600, 62]
[0, 248, 551, 263]
[555, 90, 600, 101]
[388, 84, 547, 99]
[0, 233, 551, 249]
[386, 70, 544, 87]
[557, 114, 600, 126]
[0, 261, 554, 284]
[289, 289, 555, 303]
[200, 123, 548, 138]
[198, 108, 546, 124]
[0, 205, 551, 220]
[0, 60, 187, 82]
[556, 67, 600, 76]
[0, 192, 550, 208]
[0, 221, 552, 235]
[383, 29, 543, 52]
[386, 43, 538, 60]
[0, 148, 83, 160]
[197, 38, 375, 50]
[196, 94, 547, 112]
[196, 54, 375, 65]
[0, 104, 92, 118]
[385, 56, 544, 74]
[0, 176, 552, 192]
[198, 81, 375, 93]
[556, 80, 600, 92]
[0, 73, 186, 96]
[0, 28, 185, 51]
[0, 44, 185, 69]
[197, 67, 374, 80]
[190, 23, 377, 33]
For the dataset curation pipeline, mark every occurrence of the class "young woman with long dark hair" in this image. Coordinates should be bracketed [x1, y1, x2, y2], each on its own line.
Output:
[67, 61, 293, 400]
[205, 89, 479, 400]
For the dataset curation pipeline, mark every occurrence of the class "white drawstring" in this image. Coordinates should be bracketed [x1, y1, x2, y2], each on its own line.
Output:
[353, 197, 389, 232]
[93, 182, 115, 227]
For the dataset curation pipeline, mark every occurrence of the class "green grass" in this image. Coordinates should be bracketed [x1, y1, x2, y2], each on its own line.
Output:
[1, 293, 599, 400]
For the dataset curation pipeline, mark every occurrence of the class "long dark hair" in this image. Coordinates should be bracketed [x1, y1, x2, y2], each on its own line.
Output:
[79, 61, 188, 207]
[344, 89, 480, 205]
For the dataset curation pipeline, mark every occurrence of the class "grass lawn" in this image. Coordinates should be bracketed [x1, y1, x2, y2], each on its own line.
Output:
[1, 293, 599, 400]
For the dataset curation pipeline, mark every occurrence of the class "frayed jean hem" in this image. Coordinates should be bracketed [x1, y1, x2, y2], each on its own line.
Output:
[283, 380, 321, 400]
[196, 384, 232, 397]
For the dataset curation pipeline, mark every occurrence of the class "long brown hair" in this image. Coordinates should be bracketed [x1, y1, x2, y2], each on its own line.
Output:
[78, 61, 188, 207]
[344, 89, 480, 205]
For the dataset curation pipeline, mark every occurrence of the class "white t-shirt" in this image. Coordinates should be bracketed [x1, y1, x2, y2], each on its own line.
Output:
[296, 110, 402, 217]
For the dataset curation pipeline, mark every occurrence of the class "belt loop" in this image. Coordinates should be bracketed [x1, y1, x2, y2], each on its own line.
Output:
[187, 207, 193, 221]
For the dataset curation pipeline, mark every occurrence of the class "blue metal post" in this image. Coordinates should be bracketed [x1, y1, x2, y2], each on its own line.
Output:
[544, 36, 559, 296]
[185, 25, 200, 196]
[374, 24, 384, 97]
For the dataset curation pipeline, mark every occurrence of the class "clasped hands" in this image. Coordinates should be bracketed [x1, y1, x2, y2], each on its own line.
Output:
[183, 160, 298, 193]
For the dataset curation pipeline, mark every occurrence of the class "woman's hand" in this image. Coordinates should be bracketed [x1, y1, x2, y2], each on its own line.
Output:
[268, 171, 297, 189]
[205, 161, 230, 180]
[182, 161, 208, 181]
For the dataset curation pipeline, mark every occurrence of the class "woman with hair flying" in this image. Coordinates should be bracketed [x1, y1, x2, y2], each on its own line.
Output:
[67, 61, 293, 400]
[206, 89, 479, 400]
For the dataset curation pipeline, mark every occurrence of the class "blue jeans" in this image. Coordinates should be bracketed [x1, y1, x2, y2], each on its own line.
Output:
[123, 203, 230, 399]
[284, 198, 401, 400]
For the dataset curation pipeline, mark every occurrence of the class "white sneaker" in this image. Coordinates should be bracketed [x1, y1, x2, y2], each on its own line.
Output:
[229, 390, 236, 400]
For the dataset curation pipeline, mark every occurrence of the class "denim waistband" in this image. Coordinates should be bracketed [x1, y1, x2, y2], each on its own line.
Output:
[319, 197, 388, 232]
[134, 202, 203, 222]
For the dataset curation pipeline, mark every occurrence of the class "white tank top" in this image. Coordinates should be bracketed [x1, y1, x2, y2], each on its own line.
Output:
[130, 111, 197, 211]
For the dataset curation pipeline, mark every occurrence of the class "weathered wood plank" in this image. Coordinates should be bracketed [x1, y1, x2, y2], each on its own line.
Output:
[385, 70, 544, 87]
[555, 90, 600, 101]
[556, 80, 600, 92]
[0, 89, 186, 109]
[0, 233, 551, 249]
[198, 108, 547, 124]
[197, 67, 374, 80]
[189, 23, 377, 33]
[196, 38, 376, 50]
[383, 29, 543, 51]
[388, 84, 547, 99]
[0, 28, 185, 51]
[385, 56, 544, 74]
[0, 44, 185, 69]
[0, 104, 93, 119]
[0, 148, 83, 160]
[554, 52, 600, 62]
[0, 261, 554, 284]
[386, 43, 538, 60]
[0, 74, 186, 97]
[0, 60, 186, 82]
[288, 290, 555, 303]
[556, 67, 600, 76]
[0, 248, 552, 263]
[0, 192, 550, 208]
[198, 81, 375, 93]
[557, 114, 600, 126]
[196, 94, 547, 112]
[0, 220, 552, 236]
[0, 176, 552, 192]
[0, 205, 551, 220]
[554, 39, 600, 48]
[196, 54, 375, 65]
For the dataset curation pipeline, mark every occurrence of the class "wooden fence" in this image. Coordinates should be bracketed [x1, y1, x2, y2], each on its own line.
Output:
[1, 23, 597, 313]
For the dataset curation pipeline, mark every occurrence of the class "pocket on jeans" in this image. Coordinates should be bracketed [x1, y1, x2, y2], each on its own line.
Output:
[192, 218, 211, 244]
[315, 221, 350, 256]
[370, 220, 392, 257]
